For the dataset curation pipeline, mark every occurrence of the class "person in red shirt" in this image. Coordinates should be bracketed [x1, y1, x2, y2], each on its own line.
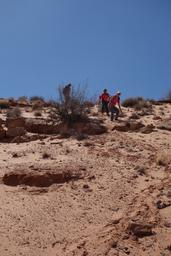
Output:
[109, 91, 122, 121]
[99, 89, 110, 116]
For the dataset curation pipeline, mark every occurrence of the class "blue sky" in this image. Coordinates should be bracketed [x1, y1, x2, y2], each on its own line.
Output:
[0, 0, 171, 100]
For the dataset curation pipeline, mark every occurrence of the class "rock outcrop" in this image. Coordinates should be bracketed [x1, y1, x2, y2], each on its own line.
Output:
[3, 169, 82, 187]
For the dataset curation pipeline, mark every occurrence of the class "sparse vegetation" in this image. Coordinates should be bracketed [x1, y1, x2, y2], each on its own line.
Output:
[30, 96, 44, 102]
[122, 97, 152, 110]
[0, 99, 10, 109]
[164, 90, 171, 101]
[156, 151, 171, 167]
[122, 97, 144, 107]
[32, 102, 43, 110]
[50, 84, 89, 124]
[18, 96, 28, 101]
[83, 100, 94, 108]
[6, 107, 22, 119]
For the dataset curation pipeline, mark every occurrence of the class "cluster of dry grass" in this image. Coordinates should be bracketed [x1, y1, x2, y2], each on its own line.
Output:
[122, 97, 152, 110]
[156, 151, 171, 167]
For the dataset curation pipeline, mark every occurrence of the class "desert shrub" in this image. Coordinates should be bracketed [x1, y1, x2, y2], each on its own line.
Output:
[8, 97, 15, 101]
[122, 97, 151, 110]
[49, 84, 89, 124]
[135, 100, 151, 111]
[83, 101, 95, 108]
[32, 102, 43, 110]
[129, 113, 140, 119]
[156, 151, 171, 167]
[0, 99, 10, 109]
[83, 94, 98, 108]
[164, 90, 171, 101]
[30, 96, 44, 102]
[122, 97, 144, 107]
[46, 99, 56, 107]
[6, 107, 22, 119]
[147, 98, 158, 105]
[0, 102, 9, 109]
[18, 96, 28, 101]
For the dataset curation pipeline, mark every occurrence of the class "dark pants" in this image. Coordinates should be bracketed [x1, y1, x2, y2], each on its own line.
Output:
[110, 106, 119, 121]
[102, 101, 109, 115]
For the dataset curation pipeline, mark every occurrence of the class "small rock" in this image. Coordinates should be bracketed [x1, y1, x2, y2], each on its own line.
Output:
[128, 222, 154, 238]
[156, 200, 171, 209]
[112, 218, 121, 224]
[166, 245, 171, 251]
[12, 153, 19, 158]
[140, 124, 155, 134]
[83, 184, 89, 189]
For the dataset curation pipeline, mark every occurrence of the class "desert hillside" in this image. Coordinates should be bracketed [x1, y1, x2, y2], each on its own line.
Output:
[0, 98, 171, 256]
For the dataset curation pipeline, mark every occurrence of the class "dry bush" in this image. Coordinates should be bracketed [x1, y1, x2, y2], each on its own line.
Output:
[0, 99, 10, 109]
[6, 107, 22, 119]
[129, 113, 140, 120]
[147, 98, 158, 105]
[30, 96, 44, 102]
[122, 97, 151, 110]
[164, 90, 171, 101]
[83, 100, 95, 108]
[32, 102, 43, 111]
[46, 99, 56, 107]
[83, 94, 98, 108]
[18, 96, 28, 101]
[122, 97, 143, 107]
[49, 84, 89, 124]
[156, 151, 171, 167]
[135, 101, 152, 111]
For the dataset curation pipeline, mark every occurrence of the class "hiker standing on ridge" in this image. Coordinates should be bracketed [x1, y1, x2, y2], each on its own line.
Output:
[99, 89, 110, 116]
[109, 91, 122, 121]
[63, 83, 72, 104]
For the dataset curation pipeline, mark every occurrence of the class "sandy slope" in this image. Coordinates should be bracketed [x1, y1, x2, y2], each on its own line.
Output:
[0, 103, 171, 256]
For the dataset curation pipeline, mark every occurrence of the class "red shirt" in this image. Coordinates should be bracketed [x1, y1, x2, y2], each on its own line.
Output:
[110, 95, 120, 106]
[100, 93, 110, 102]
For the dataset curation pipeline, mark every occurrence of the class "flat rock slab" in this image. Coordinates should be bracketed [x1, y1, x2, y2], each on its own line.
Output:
[128, 222, 154, 238]
[112, 121, 144, 132]
[3, 169, 82, 187]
